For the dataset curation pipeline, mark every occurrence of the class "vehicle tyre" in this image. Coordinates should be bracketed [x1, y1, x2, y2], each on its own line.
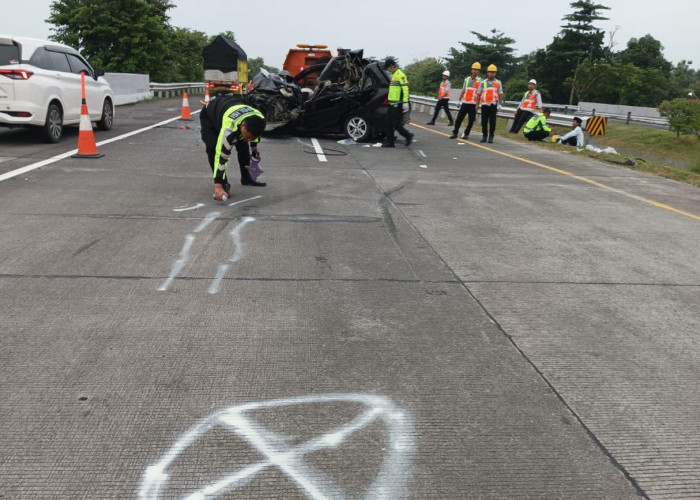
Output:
[96, 98, 113, 131]
[344, 115, 371, 142]
[42, 103, 63, 143]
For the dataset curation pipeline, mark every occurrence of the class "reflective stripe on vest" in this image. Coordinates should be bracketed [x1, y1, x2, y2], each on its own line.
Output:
[521, 90, 539, 110]
[480, 80, 500, 104]
[438, 80, 451, 99]
[462, 77, 481, 104]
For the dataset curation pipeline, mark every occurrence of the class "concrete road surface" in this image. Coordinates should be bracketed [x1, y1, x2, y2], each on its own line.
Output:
[1, 98, 699, 499]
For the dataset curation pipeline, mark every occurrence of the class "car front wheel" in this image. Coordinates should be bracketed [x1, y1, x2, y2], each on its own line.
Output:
[43, 103, 63, 143]
[96, 98, 113, 131]
[344, 115, 371, 142]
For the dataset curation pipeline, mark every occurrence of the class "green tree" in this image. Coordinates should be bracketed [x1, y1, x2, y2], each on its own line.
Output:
[247, 57, 279, 78]
[565, 59, 618, 103]
[47, 0, 174, 81]
[211, 31, 237, 43]
[445, 29, 519, 84]
[620, 65, 677, 107]
[528, 1, 610, 104]
[617, 35, 672, 73]
[658, 98, 700, 138]
[166, 27, 209, 82]
[671, 60, 699, 96]
[404, 58, 445, 96]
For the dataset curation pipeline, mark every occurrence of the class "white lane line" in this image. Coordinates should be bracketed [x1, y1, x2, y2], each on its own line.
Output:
[228, 195, 262, 207]
[0, 110, 201, 183]
[173, 203, 205, 212]
[310, 138, 327, 163]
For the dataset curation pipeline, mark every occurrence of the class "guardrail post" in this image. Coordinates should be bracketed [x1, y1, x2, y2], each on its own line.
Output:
[592, 108, 596, 116]
[626, 111, 631, 125]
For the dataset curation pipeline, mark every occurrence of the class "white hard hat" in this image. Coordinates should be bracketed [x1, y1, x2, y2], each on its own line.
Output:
[443, 70, 450, 77]
[529, 79, 537, 84]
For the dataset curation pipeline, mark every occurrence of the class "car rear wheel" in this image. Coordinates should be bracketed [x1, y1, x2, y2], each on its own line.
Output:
[344, 115, 371, 142]
[42, 103, 63, 143]
[96, 98, 113, 131]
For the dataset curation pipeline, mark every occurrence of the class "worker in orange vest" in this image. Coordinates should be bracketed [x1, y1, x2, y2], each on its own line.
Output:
[509, 79, 542, 133]
[450, 62, 482, 139]
[427, 70, 454, 126]
[476, 64, 504, 143]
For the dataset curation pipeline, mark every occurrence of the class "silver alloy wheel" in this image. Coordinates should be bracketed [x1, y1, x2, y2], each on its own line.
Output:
[47, 105, 62, 142]
[99, 99, 113, 130]
[346, 116, 368, 141]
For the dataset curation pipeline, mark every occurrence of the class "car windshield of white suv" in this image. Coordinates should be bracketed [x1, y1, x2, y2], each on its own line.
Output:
[0, 44, 20, 65]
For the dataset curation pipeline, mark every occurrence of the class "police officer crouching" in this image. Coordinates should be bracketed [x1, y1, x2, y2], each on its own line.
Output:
[200, 95, 267, 202]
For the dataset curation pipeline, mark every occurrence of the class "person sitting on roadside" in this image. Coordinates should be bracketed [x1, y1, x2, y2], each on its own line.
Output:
[523, 108, 552, 141]
[556, 117, 585, 147]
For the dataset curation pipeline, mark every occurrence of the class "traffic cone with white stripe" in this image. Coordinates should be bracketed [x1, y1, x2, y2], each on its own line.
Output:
[204, 89, 210, 105]
[72, 72, 103, 158]
[180, 92, 192, 120]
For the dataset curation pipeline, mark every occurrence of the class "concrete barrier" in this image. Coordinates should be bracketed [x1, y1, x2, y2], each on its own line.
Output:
[104, 73, 152, 105]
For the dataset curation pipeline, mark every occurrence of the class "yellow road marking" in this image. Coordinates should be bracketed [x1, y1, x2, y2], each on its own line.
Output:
[410, 123, 700, 222]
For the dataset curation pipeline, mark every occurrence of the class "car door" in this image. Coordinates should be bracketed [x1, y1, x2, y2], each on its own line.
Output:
[66, 53, 101, 119]
[45, 49, 80, 122]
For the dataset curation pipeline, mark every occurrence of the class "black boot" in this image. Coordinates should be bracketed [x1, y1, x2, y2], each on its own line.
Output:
[426, 120, 435, 125]
[480, 135, 487, 143]
[405, 133, 414, 146]
[449, 132, 457, 139]
[241, 179, 267, 186]
[488, 136, 494, 143]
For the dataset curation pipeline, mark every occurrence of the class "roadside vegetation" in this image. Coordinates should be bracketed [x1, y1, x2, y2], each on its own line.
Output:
[490, 120, 700, 187]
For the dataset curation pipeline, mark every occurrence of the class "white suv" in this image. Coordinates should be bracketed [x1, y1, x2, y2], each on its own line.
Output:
[0, 35, 114, 142]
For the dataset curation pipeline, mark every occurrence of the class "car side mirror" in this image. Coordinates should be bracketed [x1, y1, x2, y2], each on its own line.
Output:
[93, 67, 105, 80]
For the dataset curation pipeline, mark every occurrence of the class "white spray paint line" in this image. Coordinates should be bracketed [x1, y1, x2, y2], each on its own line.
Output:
[208, 216, 255, 294]
[193, 211, 221, 234]
[158, 234, 196, 292]
[139, 393, 415, 500]
[0, 111, 201, 183]
[228, 195, 262, 207]
[417, 150, 427, 158]
[173, 203, 205, 212]
[310, 138, 327, 162]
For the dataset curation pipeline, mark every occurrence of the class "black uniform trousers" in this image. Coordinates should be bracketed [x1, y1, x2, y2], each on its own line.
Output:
[453, 103, 477, 136]
[431, 98, 453, 123]
[385, 104, 412, 145]
[200, 108, 254, 187]
[524, 129, 550, 141]
[510, 109, 533, 133]
[481, 105, 498, 138]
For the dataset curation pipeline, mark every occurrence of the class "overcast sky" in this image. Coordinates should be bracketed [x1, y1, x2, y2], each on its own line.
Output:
[4, 0, 699, 70]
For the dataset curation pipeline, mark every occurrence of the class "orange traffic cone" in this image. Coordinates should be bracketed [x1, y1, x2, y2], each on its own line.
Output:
[72, 98, 103, 158]
[181, 92, 192, 120]
[204, 89, 210, 105]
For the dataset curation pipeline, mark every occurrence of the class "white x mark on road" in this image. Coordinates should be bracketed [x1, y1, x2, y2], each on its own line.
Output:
[139, 394, 415, 499]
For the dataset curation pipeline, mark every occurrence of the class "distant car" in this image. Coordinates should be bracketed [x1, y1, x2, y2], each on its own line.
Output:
[0, 35, 114, 142]
[246, 50, 410, 142]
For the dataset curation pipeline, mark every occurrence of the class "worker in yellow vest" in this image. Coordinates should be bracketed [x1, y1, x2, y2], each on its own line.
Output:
[523, 108, 552, 141]
[427, 70, 454, 126]
[510, 79, 542, 133]
[383, 58, 414, 147]
[450, 62, 482, 139]
[476, 64, 504, 143]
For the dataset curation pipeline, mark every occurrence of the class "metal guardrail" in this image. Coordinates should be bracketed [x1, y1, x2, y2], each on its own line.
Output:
[150, 82, 205, 98]
[409, 95, 573, 128]
[410, 95, 670, 129]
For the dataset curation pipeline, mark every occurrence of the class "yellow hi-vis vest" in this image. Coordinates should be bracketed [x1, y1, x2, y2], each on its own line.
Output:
[388, 68, 409, 106]
[214, 104, 265, 180]
[523, 113, 551, 134]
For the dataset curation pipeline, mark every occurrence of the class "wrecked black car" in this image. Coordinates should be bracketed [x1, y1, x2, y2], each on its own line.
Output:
[244, 50, 410, 142]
